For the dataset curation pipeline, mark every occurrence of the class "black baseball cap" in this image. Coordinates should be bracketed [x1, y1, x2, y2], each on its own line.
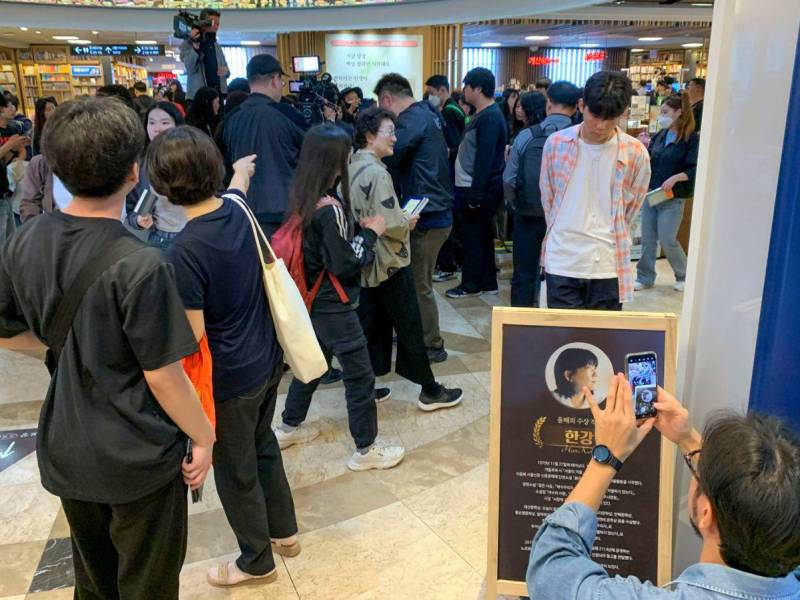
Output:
[246, 54, 286, 80]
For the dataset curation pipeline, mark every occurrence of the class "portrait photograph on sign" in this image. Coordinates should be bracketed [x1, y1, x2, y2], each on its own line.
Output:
[487, 308, 677, 598]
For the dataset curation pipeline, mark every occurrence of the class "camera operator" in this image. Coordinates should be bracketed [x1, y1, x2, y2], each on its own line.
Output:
[178, 8, 229, 101]
[527, 374, 800, 599]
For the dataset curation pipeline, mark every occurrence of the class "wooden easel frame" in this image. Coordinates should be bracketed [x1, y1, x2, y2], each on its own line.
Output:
[486, 308, 677, 598]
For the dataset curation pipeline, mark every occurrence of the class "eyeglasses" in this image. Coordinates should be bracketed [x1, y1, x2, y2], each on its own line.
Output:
[377, 127, 396, 137]
[683, 448, 701, 479]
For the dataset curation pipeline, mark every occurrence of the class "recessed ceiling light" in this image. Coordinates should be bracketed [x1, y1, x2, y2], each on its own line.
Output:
[92, 31, 99, 35]
[631, 48, 645, 52]
[136, 40, 158, 45]
[241, 41, 262, 46]
[580, 43, 601, 48]
[35, 31, 41, 34]
[691, 2, 712, 6]
[481, 42, 501, 48]
[638, 37, 663, 42]
[53, 35, 79, 40]
[682, 43, 703, 48]
[68, 40, 92, 44]
[19, 27, 28, 31]
[525, 35, 550, 41]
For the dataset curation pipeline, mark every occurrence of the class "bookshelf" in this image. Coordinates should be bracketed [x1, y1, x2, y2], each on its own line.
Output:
[628, 50, 686, 85]
[112, 61, 147, 89]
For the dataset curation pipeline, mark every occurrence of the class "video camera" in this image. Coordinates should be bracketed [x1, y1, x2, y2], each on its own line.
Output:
[289, 56, 340, 126]
[173, 11, 213, 42]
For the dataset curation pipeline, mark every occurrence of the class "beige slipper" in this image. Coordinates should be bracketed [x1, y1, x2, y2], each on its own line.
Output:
[271, 538, 302, 558]
[207, 560, 277, 588]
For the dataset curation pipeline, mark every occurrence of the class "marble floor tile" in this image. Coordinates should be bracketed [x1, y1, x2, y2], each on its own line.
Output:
[0, 483, 61, 544]
[0, 452, 39, 488]
[0, 595, 25, 600]
[434, 294, 484, 339]
[28, 539, 73, 594]
[404, 463, 490, 573]
[26, 589, 74, 600]
[48, 509, 69, 540]
[453, 307, 493, 340]
[0, 401, 43, 429]
[186, 508, 240, 565]
[283, 502, 483, 600]
[280, 439, 356, 491]
[440, 331, 491, 355]
[293, 470, 398, 534]
[0, 351, 49, 406]
[179, 553, 299, 599]
[0, 541, 46, 597]
[459, 351, 491, 375]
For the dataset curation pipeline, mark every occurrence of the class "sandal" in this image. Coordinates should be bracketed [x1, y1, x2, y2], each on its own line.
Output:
[271, 538, 302, 558]
[207, 560, 277, 588]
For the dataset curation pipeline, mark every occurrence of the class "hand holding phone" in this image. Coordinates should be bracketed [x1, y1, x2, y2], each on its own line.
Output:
[625, 352, 658, 419]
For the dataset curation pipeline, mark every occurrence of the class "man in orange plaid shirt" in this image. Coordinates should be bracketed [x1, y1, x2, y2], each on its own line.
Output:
[540, 71, 651, 309]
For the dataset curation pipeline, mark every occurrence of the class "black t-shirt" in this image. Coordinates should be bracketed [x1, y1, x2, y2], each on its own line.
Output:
[200, 35, 220, 91]
[0, 213, 198, 503]
[168, 190, 282, 401]
[0, 121, 23, 197]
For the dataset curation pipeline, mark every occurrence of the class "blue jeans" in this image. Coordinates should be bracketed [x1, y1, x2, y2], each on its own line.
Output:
[0, 197, 16, 244]
[636, 197, 688, 286]
[511, 214, 546, 307]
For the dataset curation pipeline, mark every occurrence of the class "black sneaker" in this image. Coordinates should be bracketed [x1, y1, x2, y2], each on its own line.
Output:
[426, 346, 448, 364]
[446, 286, 481, 299]
[433, 270, 457, 283]
[375, 387, 392, 403]
[418, 387, 463, 412]
[320, 368, 343, 385]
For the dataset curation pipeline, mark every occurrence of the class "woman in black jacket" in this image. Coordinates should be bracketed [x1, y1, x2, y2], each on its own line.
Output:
[636, 93, 699, 293]
[273, 124, 406, 472]
[186, 86, 220, 138]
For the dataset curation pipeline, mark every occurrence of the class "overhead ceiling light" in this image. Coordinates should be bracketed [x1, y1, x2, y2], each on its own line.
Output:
[682, 42, 703, 48]
[481, 42, 502, 47]
[69, 40, 92, 44]
[580, 43, 601, 48]
[241, 41, 262, 46]
[692, 2, 713, 6]
[525, 35, 550, 41]
[35, 31, 41, 34]
[630, 48, 645, 52]
[638, 37, 663, 42]
[19, 27, 28, 31]
[136, 40, 158, 45]
[92, 31, 99, 35]
[53, 35, 79, 40]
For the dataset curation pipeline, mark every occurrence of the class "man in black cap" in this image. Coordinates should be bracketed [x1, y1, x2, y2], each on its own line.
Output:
[222, 54, 307, 238]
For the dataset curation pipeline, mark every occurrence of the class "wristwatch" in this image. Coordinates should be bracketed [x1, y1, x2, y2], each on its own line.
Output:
[592, 445, 624, 472]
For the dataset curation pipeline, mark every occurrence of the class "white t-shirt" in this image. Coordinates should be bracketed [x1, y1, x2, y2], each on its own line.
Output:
[546, 135, 617, 279]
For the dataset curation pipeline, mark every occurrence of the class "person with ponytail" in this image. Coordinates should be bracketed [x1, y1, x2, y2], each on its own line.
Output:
[635, 92, 699, 293]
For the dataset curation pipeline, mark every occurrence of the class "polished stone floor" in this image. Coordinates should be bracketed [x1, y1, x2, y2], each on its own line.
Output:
[0, 258, 682, 600]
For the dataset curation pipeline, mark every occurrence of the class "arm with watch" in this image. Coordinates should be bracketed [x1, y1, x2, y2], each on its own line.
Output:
[526, 374, 702, 599]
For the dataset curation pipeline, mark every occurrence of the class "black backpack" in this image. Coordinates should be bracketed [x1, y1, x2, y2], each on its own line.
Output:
[513, 124, 550, 218]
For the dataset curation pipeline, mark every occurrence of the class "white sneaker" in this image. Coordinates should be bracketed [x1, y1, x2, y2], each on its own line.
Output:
[634, 280, 653, 291]
[347, 440, 405, 471]
[273, 423, 320, 450]
[673, 281, 685, 292]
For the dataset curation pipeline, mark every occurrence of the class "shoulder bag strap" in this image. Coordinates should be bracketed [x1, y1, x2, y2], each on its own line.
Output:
[46, 235, 144, 371]
[227, 193, 278, 265]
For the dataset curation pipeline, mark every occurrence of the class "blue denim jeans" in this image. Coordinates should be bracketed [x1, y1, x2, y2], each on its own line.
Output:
[0, 197, 16, 244]
[636, 197, 688, 286]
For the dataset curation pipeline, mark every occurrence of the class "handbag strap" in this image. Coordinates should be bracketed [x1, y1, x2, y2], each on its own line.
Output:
[47, 235, 144, 364]
[228, 194, 278, 265]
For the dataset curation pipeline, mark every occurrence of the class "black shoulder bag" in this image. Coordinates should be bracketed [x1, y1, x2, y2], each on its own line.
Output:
[45, 237, 143, 374]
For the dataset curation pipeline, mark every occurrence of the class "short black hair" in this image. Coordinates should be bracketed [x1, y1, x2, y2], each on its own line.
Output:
[354, 107, 396, 150]
[2, 91, 19, 109]
[199, 8, 220, 19]
[553, 348, 598, 398]
[463, 67, 495, 99]
[227, 77, 251, 94]
[582, 71, 632, 120]
[133, 81, 147, 94]
[698, 413, 800, 577]
[146, 125, 225, 206]
[689, 77, 706, 90]
[374, 73, 413, 99]
[534, 77, 552, 90]
[425, 74, 450, 92]
[519, 91, 547, 126]
[547, 81, 581, 108]
[97, 84, 135, 110]
[43, 97, 143, 198]
[0, 92, 9, 109]
[341, 87, 364, 100]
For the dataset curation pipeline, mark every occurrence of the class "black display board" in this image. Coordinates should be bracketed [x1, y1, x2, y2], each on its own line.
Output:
[486, 308, 676, 598]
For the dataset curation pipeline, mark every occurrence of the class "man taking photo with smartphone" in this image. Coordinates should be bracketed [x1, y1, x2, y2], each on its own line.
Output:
[527, 374, 800, 599]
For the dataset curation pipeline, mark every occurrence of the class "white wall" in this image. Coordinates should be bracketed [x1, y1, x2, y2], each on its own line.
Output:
[673, 0, 800, 573]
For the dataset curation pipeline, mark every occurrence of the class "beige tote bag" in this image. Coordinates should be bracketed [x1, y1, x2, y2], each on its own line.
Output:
[229, 195, 328, 383]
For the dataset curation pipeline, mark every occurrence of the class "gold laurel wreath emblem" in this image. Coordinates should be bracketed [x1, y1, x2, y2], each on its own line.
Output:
[532, 416, 547, 448]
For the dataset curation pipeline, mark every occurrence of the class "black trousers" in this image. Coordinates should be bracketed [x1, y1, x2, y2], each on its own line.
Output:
[283, 310, 378, 449]
[214, 364, 297, 576]
[61, 475, 187, 600]
[458, 185, 502, 293]
[357, 266, 436, 386]
[436, 210, 463, 272]
[545, 273, 622, 311]
[510, 215, 547, 307]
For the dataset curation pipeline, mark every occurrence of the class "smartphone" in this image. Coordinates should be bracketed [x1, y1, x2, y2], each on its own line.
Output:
[625, 352, 658, 419]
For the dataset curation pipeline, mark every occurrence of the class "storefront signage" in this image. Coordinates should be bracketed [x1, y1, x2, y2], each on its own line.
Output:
[486, 308, 676, 598]
[528, 56, 560, 67]
[325, 33, 424, 99]
[585, 50, 608, 62]
[70, 45, 164, 57]
[71, 65, 101, 77]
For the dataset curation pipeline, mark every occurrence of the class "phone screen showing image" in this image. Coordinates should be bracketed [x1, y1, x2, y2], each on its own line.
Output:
[626, 352, 658, 419]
